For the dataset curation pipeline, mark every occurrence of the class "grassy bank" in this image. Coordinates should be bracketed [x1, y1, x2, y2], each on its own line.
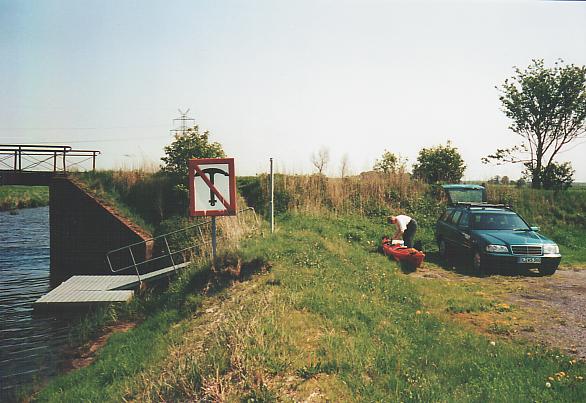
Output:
[34, 213, 586, 401]
[239, 174, 586, 266]
[72, 170, 187, 234]
[0, 185, 49, 211]
[73, 170, 585, 266]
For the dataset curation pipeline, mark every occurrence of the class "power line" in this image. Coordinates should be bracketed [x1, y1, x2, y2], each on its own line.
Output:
[0, 125, 168, 131]
[0, 136, 171, 144]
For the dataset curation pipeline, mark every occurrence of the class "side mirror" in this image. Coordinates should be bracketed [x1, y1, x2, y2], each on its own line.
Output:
[530, 226, 540, 232]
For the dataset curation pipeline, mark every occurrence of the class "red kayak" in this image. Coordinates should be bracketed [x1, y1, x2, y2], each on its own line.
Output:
[381, 237, 425, 268]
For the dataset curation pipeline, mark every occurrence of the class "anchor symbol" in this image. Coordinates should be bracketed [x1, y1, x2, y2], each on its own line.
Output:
[195, 167, 229, 206]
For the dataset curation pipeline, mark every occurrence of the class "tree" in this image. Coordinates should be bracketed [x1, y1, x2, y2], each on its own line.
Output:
[339, 153, 351, 178]
[161, 125, 225, 178]
[373, 150, 406, 173]
[311, 147, 330, 175]
[489, 175, 501, 185]
[412, 141, 466, 184]
[539, 161, 574, 190]
[515, 178, 526, 188]
[483, 59, 586, 189]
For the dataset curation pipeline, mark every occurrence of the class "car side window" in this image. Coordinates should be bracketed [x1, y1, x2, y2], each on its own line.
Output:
[470, 214, 481, 229]
[459, 212, 469, 228]
[451, 210, 462, 225]
[440, 209, 452, 222]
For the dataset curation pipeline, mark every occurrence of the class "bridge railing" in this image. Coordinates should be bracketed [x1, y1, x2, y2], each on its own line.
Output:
[0, 144, 100, 173]
[105, 207, 259, 283]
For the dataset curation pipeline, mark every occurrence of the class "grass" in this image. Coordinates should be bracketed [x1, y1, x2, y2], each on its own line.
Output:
[3, 171, 581, 400]
[72, 170, 187, 234]
[34, 212, 586, 401]
[72, 171, 585, 265]
[0, 185, 49, 210]
[239, 175, 586, 266]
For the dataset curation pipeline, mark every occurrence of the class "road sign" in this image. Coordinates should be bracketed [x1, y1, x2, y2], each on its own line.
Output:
[188, 158, 236, 217]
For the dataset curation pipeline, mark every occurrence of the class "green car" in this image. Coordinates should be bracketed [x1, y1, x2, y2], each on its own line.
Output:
[435, 184, 561, 275]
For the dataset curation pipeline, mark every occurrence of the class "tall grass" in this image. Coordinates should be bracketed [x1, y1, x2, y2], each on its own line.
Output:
[239, 174, 586, 264]
[73, 170, 187, 234]
[242, 172, 428, 217]
[73, 170, 585, 262]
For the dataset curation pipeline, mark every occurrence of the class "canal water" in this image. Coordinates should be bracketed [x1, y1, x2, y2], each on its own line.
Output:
[0, 206, 71, 397]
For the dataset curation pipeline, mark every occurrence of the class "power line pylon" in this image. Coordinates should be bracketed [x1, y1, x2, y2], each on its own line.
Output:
[171, 109, 196, 137]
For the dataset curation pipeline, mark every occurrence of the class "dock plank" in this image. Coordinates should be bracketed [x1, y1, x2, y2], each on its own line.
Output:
[35, 290, 133, 304]
[33, 262, 191, 307]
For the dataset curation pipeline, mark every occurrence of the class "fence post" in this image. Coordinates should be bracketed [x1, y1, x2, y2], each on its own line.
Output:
[163, 236, 178, 273]
[128, 246, 142, 285]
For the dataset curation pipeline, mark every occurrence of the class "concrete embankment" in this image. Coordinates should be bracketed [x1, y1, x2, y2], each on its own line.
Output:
[50, 177, 152, 281]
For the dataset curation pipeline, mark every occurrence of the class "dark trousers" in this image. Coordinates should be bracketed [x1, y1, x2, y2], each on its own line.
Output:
[404, 219, 417, 248]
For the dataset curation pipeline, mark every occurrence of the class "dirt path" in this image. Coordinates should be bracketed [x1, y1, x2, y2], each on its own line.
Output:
[503, 269, 586, 359]
[410, 264, 586, 360]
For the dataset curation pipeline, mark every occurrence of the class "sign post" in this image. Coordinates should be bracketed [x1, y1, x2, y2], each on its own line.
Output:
[188, 158, 236, 266]
[211, 216, 217, 263]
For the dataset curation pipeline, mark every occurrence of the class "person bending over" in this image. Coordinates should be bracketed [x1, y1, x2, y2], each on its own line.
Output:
[388, 214, 417, 248]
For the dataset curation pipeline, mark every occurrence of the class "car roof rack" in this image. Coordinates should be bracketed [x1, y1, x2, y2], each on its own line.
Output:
[455, 202, 513, 210]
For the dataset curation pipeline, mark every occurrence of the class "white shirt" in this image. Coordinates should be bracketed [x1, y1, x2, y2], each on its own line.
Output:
[395, 215, 412, 232]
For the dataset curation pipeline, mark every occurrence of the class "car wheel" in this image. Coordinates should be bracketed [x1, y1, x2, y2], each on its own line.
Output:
[438, 239, 449, 260]
[471, 249, 486, 276]
[538, 266, 557, 276]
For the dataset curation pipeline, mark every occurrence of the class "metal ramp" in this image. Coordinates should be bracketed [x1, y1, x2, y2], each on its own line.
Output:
[33, 207, 258, 308]
[34, 263, 190, 307]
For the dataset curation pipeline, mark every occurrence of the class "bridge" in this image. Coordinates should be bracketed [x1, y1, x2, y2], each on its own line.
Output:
[0, 144, 152, 282]
[0, 144, 100, 185]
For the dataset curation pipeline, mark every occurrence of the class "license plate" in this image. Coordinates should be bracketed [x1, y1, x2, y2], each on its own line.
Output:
[518, 257, 541, 264]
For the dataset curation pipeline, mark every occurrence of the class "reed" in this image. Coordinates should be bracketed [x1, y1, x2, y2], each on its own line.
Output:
[0, 185, 49, 211]
[247, 171, 428, 217]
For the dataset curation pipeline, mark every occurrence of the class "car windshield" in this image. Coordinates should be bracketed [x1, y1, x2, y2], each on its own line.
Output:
[446, 188, 485, 204]
[470, 213, 530, 230]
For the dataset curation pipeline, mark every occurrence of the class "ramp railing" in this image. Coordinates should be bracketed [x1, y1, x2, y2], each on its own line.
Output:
[106, 207, 259, 283]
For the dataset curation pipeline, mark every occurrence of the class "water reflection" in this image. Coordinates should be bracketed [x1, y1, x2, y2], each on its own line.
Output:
[0, 207, 71, 396]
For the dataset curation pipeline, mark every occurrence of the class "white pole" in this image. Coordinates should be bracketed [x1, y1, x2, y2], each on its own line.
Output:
[270, 158, 274, 233]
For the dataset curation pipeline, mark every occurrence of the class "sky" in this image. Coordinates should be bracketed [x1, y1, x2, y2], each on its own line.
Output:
[1, 0, 586, 181]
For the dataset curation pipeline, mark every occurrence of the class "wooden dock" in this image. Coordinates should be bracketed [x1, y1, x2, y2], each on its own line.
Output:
[34, 262, 190, 308]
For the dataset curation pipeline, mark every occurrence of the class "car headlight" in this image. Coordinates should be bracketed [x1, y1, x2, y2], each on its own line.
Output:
[486, 244, 509, 253]
[543, 244, 559, 254]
